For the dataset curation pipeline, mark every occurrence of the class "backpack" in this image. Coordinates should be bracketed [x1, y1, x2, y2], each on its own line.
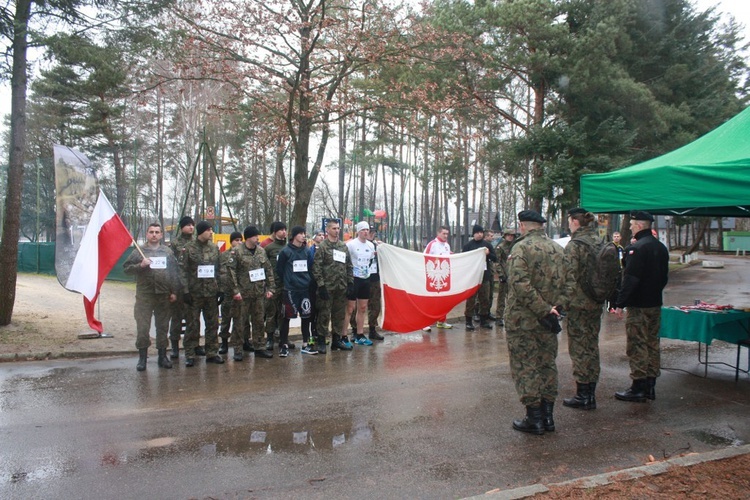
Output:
[571, 238, 622, 303]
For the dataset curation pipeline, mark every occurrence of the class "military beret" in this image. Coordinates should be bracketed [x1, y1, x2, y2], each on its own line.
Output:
[472, 224, 484, 235]
[630, 210, 654, 222]
[269, 221, 287, 233]
[179, 215, 195, 228]
[518, 210, 546, 223]
[244, 225, 260, 239]
[229, 231, 243, 242]
[567, 207, 587, 217]
[196, 221, 212, 236]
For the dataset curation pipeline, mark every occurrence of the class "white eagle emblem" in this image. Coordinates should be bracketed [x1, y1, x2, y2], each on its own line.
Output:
[425, 257, 451, 292]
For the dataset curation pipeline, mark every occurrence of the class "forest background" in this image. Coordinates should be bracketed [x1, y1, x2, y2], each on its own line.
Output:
[1, 0, 750, 325]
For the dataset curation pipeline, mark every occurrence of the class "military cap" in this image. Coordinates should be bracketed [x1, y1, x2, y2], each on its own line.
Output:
[630, 210, 654, 222]
[502, 227, 516, 235]
[518, 210, 546, 223]
[269, 221, 287, 233]
[244, 225, 260, 239]
[472, 224, 484, 235]
[567, 207, 587, 216]
[195, 220, 212, 236]
[179, 215, 195, 228]
[229, 231, 243, 242]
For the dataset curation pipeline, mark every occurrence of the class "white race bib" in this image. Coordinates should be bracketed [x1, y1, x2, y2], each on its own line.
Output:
[333, 249, 346, 263]
[293, 260, 308, 272]
[197, 265, 215, 278]
[149, 256, 167, 269]
[249, 268, 266, 282]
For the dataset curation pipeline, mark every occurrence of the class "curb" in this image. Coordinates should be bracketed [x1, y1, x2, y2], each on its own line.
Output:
[467, 443, 750, 499]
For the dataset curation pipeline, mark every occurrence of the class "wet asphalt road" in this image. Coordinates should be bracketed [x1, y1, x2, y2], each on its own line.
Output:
[1, 257, 749, 499]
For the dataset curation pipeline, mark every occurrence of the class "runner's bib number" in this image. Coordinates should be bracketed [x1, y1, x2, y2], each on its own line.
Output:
[249, 268, 266, 282]
[197, 265, 215, 278]
[293, 260, 308, 272]
[149, 256, 167, 269]
[333, 249, 346, 263]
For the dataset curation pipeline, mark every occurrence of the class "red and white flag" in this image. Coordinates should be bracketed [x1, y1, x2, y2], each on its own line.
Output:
[64, 189, 133, 333]
[377, 243, 486, 333]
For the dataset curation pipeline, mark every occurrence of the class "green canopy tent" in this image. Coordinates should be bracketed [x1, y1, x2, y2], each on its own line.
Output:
[580, 107, 750, 216]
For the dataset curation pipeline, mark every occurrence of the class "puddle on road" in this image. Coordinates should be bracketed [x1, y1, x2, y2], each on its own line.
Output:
[687, 426, 745, 447]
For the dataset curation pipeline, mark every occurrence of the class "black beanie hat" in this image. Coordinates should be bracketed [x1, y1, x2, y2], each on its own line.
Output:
[472, 224, 484, 235]
[179, 216, 195, 229]
[229, 231, 243, 242]
[290, 225, 306, 240]
[244, 225, 260, 239]
[196, 221, 212, 236]
[269, 221, 287, 234]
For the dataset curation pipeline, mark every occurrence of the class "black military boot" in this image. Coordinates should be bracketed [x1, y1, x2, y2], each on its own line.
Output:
[330, 333, 341, 351]
[170, 339, 180, 359]
[316, 335, 327, 354]
[646, 377, 656, 400]
[218, 338, 229, 354]
[479, 315, 493, 329]
[563, 382, 594, 409]
[195, 345, 206, 356]
[369, 326, 384, 341]
[512, 405, 544, 435]
[540, 399, 555, 432]
[136, 348, 148, 371]
[465, 316, 475, 331]
[615, 379, 648, 402]
[157, 348, 172, 369]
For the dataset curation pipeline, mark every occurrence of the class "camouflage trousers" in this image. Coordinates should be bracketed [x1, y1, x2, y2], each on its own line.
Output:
[220, 297, 242, 341]
[495, 281, 508, 318]
[264, 289, 283, 339]
[625, 306, 661, 379]
[465, 280, 491, 317]
[507, 326, 559, 406]
[134, 292, 171, 350]
[184, 296, 219, 358]
[566, 306, 603, 383]
[169, 298, 187, 342]
[237, 295, 266, 350]
[317, 287, 347, 339]
[349, 279, 382, 330]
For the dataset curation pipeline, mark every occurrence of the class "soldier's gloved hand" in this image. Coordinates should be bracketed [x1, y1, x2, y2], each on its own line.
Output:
[318, 286, 330, 301]
[216, 292, 224, 305]
[346, 283, 355, 297]
[183, 292, 193, 306]
[539, 313, 562, 334]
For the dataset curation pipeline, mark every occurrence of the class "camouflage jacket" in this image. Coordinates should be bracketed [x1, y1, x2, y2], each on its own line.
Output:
[181, 238, 220, 297]
[312, 238, 353, 291]
[225, 243, 275, 298]
[264, 238, 286, 291]
[563, 226, 601, 311]
[495, 239, 514, 280]
[505, 228, 566, 331]
[218, 250, 235, 294]
[168, 232, 193, 270]
[122, 243, 181, 295]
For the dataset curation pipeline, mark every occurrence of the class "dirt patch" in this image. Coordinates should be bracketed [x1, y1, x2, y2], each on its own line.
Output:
[539, 453, 750, 498]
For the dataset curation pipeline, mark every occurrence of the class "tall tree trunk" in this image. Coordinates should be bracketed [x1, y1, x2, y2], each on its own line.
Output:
[0, 0, 32, 325]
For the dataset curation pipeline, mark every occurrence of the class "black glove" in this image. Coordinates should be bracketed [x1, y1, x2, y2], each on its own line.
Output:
[554, 305, 566, 318]
[346, 283, 356, 297]
[318, 286, 330, 301]
[216, 292, 225, 305]
[539, 312, 562, 334]
[182, 292, 193, 306]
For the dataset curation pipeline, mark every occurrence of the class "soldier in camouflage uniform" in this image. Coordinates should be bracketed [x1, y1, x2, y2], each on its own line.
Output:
[462, 225, 497, 330]
[218, 231, 243, 355]
[312, 219, 354, 353]
[612, 211, 669, 402]
[123, 223, 181, 371]
[494, 228, 516, 326]
[263, 221, 287, 351]
[227, 226, 275, 361]
[168, 216, 196, 358]
[505, 210, 566, 435]
[181, 221, 224, 366]
[561, 208, 604, 410]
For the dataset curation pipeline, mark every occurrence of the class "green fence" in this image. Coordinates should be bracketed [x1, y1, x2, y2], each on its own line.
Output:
[17, 242, 135, 282]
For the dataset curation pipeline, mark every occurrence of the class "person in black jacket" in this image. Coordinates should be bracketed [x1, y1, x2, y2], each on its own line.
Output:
[462, 225, 497, 330]
[612, 211, 669, 402]
[277, 226, 315, 356]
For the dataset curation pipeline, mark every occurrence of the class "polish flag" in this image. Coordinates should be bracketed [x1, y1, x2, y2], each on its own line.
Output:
[377, 243, 486, 333]
[65, 189, 133, 333]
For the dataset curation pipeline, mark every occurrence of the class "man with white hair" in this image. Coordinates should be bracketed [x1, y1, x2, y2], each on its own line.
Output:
[344, 221, 377, 345]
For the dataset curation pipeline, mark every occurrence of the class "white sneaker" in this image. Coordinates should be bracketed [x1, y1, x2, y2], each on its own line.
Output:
[422, 326, 432, 332]
[436, 322, 453, 329]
